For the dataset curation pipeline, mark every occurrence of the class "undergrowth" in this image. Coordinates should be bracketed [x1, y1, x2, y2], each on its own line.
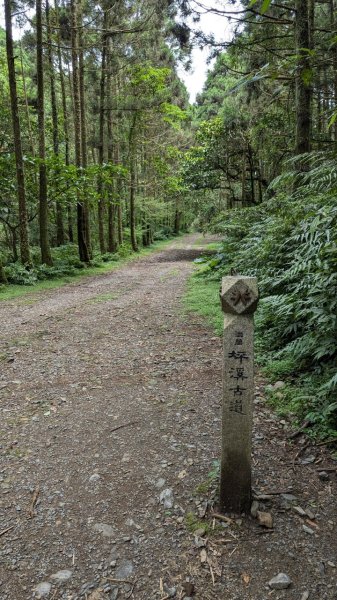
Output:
[0, 237, 175, 300]
[186, 154, 337, 440]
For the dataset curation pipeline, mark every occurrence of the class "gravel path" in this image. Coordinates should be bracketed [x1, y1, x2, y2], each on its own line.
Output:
[0, 234, 336, 600]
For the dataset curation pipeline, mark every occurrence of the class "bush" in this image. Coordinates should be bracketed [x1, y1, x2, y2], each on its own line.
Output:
[5, 263, 38, 285]
[203, 153, 337, 436]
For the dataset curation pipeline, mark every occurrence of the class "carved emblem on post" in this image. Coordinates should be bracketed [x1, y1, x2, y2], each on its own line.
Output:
[221, 278, 258, 315]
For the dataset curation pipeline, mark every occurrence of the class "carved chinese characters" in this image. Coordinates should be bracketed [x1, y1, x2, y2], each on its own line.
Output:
[220, 277, 259, 513]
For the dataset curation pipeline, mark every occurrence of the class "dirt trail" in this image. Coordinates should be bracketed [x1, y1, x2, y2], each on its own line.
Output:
[0, 234, 336, 600]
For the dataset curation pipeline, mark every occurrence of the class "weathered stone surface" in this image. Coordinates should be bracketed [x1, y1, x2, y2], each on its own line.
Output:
[50, 570, 72, 583]
[35, 582, 52, 598]
[159, 488, 174, 509]
[115, 559, 134, 579]
[221, 277, 258, 315]
[268, 573, 292, 590]
[220, 276, 258, 513]
[93, 523, 115, 537]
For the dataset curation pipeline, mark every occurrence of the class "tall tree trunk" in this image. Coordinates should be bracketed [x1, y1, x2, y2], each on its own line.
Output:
[11, 226, 18, 262]
[114, 75, 123, 245]
[106, 37, 117, 253]
[97, 24, 107, 254]
[129, 118, 138, 253]
[37, 0, 53, 265]
[46, 0, 65, 246]
[295, 0, 312, 164]
[79, 14, 92, 257]
[71, 0, 90, 263]
[0, 259, 7, 284]
[241, 154, 246, 206]
[55, 0, 73, 242]
[331, 0, 337, 143]
[129, 155, 138, 252]
[174, 200, 181, 235]
[4, 0, 31, 265]
[19, 40, 35, 157]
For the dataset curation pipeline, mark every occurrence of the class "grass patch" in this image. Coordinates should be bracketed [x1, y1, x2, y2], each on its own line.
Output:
[205, 241, 221, 251]
[185, 512, 212, 535]
[89, 292, 120, 303]
[184, 269, 222, 335]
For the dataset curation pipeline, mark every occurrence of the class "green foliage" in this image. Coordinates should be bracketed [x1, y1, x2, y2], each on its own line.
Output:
[190, 155, 337, 436]
[185, 512, 210, 534]
[184, 269, 223, 336]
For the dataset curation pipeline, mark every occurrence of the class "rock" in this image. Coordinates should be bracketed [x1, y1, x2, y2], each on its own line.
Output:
[268, 573, 292, 590]
[194, 536, 206, 548]
[250, 500, 259, 518]
[93, 523, 115, 537]
[301, 592, 310, 600]
[159, 488, 174, 509]
[163, 586, 176, 598]
[50, 570, 72, 583]
[87, 591, 105, 600]
[34, 582, 52, 598]
[301, 455, 316, 465]
[115, 560, 134, 579]
[273, 381, 285, 389]
[293, 506, 306, 517]
[194, 527, 206, 537]
[253, 494, 273, 501]
[281, 494, 297, 502]
[318, 471, 330, 481]
[89, 473, 100, 483]
[302, 525, 314, 535]
[110, 587, 119, 600]
[305, 508, 315, 520]
[257, 511, 273, 528]
[155, 478, 166, 489]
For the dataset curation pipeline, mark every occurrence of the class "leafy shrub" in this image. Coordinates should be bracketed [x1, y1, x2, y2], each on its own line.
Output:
[100, 252, 119, 263]
[153, 226, 174, 240]
[5, 263, 38, 285]
[204, 153, 337, 436]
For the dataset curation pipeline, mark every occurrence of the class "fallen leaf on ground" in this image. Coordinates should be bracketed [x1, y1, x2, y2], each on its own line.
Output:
[257, 511, 273, 528]
[241, 573, 251, 586]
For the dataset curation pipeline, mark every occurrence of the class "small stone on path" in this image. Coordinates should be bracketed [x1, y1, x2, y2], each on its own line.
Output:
[93, 523, 115, 537]
[159, 488, 174, 509]
[302, 525, 314, 535]
[281, 494, 297, 502]
[115, 559, 134, 579]
[268, 573, 292, 590]
[89, 473, 100, 483]
[293, 506, 306, 517]
[251, 500, 259, 518]
[50, 570, 72, 583]
[35, 582, 52, 598]
[301, 592, 310, 600]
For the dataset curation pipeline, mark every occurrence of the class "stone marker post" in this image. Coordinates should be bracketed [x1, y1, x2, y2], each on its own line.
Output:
[220, 276, 259, 513]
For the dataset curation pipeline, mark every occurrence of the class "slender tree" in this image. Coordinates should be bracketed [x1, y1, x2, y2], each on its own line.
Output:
[46, 0, 65, 245]
[4, 0, 31, 265]
[71, 0, 90, 262]
[295, 0, 312, 161]
[36, 0, 53, 264]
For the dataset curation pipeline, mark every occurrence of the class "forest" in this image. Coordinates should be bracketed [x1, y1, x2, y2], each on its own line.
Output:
[1, 0, 337, 438]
